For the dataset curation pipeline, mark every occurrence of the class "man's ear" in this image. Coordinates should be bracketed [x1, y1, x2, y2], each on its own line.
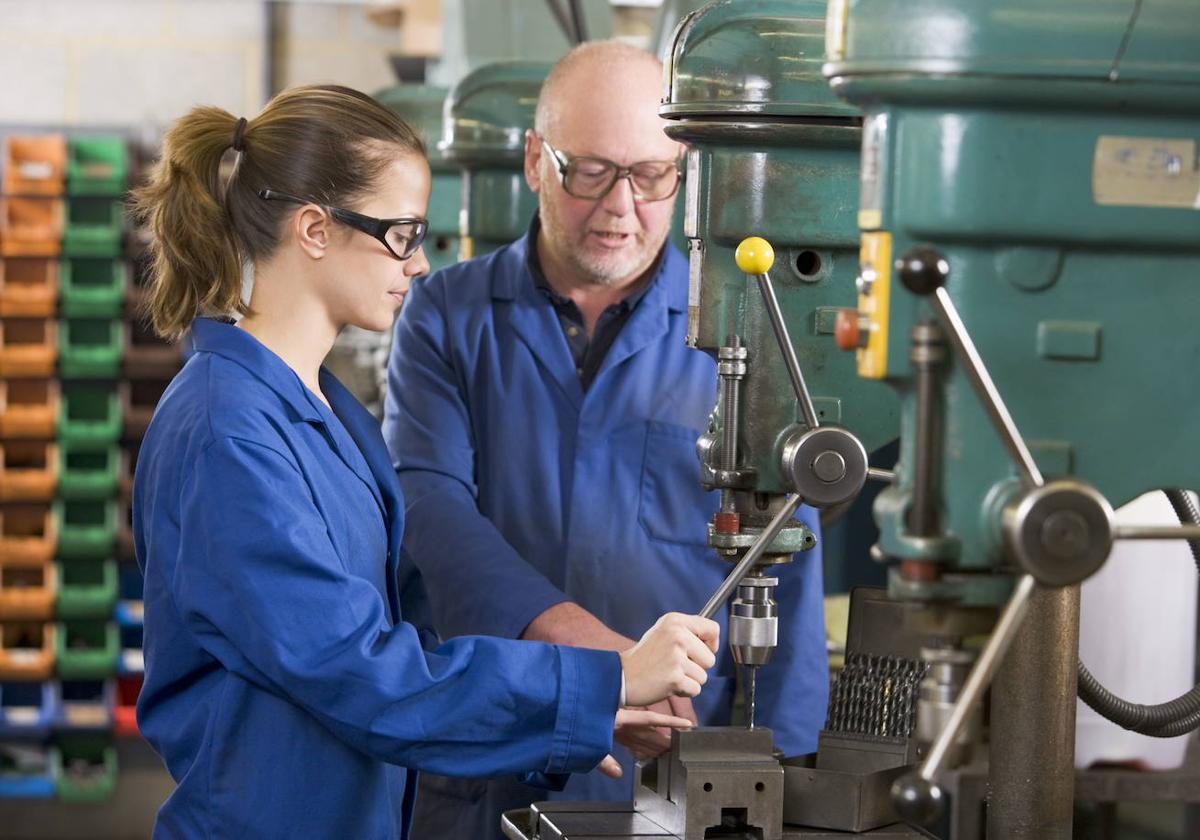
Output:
[295, 205, 331, 260]
[523, 128, 542, 195]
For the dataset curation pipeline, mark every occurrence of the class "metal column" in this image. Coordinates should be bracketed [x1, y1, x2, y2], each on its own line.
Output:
[987, 583, 1081, 838]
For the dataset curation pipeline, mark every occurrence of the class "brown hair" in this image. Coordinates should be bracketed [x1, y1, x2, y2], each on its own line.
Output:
[131, 84, 425, 341]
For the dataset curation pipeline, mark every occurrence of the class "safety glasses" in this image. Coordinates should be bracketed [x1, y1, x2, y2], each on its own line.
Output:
[258, 189, 428, 261]
[538, 136, 681, 203]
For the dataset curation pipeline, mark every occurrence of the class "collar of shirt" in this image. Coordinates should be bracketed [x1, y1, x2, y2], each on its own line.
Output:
[524, 212, 663, 318]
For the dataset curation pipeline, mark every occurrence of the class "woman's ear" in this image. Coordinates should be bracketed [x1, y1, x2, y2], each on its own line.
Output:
[294, 205, 331, 260]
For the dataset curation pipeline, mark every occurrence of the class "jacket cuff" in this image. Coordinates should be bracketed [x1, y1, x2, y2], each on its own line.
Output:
[545, 647, 621, 774]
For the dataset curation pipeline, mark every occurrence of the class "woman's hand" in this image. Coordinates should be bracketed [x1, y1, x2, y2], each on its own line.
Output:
[598, 708, 695, 776]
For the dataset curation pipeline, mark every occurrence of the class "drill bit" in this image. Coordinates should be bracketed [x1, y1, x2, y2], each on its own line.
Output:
[745, 665, 758, 729]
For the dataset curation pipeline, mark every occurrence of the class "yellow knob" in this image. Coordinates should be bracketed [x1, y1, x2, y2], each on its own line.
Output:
[735, 236, 775, 275]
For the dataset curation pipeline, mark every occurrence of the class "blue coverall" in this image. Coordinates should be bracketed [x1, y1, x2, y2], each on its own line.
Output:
[383, 230, 829, 840]
[133, 318, 621, 839]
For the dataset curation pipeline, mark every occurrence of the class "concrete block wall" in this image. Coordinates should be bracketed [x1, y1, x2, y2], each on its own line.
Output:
[0, 0, 403, 129]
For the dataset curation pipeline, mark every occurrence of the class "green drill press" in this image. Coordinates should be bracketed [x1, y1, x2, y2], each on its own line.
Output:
[825, 0, 1200, 836]
[373, 84, 463, 274]
[661, 0, 898, 733]
[439, 61, 549, 259]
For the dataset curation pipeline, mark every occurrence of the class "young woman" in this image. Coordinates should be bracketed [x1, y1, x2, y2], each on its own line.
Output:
[130, 84, 719, 839]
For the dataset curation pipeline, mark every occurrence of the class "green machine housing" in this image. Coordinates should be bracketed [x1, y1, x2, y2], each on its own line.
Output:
[440, 62, 549, 259]
[663, 0, 898, 508]
[825, 0, 1200, 600]
[374, 84, 462, 274]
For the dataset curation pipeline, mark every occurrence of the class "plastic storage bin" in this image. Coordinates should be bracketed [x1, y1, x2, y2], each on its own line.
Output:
[0, 565, 56, 621]
[0, 743, 57, 799]
[0, 318, 57, 377]
[0, 258, 59, 318]
[66, 137, 127, 196]
[55, 559, 117, 620]
[0, 622, 55, 681]
[113, 675, 141, 737]
[2, 135, 66, 197]
[120, 378, 168, 441]
[0, 681, 54, 739]
[52, 500, 117, 560]
[0, 441, 58, 502]
[62, 198, 123, 258]
[58, 318, 123, 378]
[57, 444, 119, 501]
[54, 738, 117, 802]
[52, 680, 114, 732]
[0, 197, 63, 257]
[0, 505, 56, 567]
[117, 624, 142, 676]
[58, 383, 120, 446]
[54, 620, 118, 680]
[0, 379, 59, 439]
[115, 496, 134, 563]
[123, 317, 179, 381]
[60, 259, 126, 318]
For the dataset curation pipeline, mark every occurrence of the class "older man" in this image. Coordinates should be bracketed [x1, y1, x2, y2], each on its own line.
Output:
[383, 40, 828, 839]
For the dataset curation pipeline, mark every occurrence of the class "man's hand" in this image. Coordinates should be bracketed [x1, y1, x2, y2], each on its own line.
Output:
[619, 613, 720, 706]
[601, 708, 695, 773]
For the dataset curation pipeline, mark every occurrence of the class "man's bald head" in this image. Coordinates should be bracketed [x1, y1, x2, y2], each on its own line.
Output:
[534, 40, 665, 140]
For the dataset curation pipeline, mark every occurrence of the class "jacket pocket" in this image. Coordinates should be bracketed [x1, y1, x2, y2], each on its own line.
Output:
[638, 421, 718, 547]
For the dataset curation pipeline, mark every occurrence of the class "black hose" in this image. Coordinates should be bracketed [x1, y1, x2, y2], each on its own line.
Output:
[1076, 488, 1200, 738]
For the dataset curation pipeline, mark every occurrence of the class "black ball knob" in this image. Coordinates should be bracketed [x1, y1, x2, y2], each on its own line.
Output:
[897, 247, 949, 296]
[891, 772, 945, 825]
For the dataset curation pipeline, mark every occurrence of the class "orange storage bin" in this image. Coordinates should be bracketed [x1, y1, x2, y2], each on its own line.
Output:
[114, 674, 142, 737]
[0, 379, 59, 439]
[0, 564, 56, 620]
[0, 505, 56, 567]
[0, 318, 57, 377]
[0, 258, 59, 318]
[2, 136, 66, 197]
[0, 441, 58, 502]
[0, 198, 64, 257]
[123, 317, 180, 381]
[0, 622, 55, 681]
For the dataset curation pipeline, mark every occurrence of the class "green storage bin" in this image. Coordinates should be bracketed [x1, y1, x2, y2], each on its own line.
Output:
[62, 198, 123, 258]
[58, 319, 122, 378]
[66, 138, 127, 196]
[60, 260, 126, 317]
[54, 620, 118, 680]
[58, 383, 121, 446]
[53, 738, 117, 802]
[53, 499, 117, 560]
[57, 443, 120, 500]
[56, 559, 118, 619]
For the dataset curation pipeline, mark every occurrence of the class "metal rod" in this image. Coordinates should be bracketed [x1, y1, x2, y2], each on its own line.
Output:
[567, 0, 588, 42]
[754, 273, 821, 430]
[918, 573, 1037, 782]
[931, 287, 1044, 488]
[1114, 524, 1200, 540]
[700, 494, 803, 620]
[746, 666, 758, 729]
[908, 321, 943, 537]
[867, 467, 896, 483]
[720, 340, 741, 474]
[988, 583, 1080, 839]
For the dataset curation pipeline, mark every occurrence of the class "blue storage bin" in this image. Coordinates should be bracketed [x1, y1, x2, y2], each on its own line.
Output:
[114, 566, 143, 629]
[0, 681, 54, 739]
[52, 680, 113, 733]
[0, 743, 57, 798]
[118, 624, 143, 676]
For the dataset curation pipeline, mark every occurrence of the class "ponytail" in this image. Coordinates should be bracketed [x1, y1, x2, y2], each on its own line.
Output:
[131, 107, 245, 341]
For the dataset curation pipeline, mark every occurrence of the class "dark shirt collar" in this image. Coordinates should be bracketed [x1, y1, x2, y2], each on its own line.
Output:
[525, 212, 662, 314]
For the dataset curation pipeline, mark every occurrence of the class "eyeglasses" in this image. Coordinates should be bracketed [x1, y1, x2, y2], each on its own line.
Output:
[539, 137, 681, 203]
[258, 189, 428, 261]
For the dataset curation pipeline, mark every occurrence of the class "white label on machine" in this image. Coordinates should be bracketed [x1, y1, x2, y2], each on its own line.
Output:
[1093, 136, 1200, 209]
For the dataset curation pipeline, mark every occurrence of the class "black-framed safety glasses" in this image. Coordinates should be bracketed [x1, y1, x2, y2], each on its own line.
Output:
[538, 136, 682, 203]
[258, 189, 429, 261]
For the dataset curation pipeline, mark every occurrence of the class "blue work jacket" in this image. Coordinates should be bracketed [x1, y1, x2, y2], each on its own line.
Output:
[383, 233, 829, 840]
[133, 318, 621, 840]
